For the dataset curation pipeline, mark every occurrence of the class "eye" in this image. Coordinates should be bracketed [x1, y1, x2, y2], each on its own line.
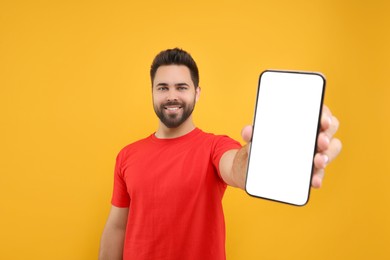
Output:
[177, 86, 188, 91]
[157, 86, 168, 91]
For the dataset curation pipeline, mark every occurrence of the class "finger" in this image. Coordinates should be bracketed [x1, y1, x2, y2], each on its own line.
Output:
[241, 125, 253, 143]
[323, 115, 340, 139]
[314, 152, 329, 169]
[317, 132, 330, 152]
[312, 137, 342, 189]
[320, 105, 332, 131]
[313, 137, 342, 172]
[323, 137, 342, 163]
[311, 168, 325, 188]
[317, 115, 339, 152]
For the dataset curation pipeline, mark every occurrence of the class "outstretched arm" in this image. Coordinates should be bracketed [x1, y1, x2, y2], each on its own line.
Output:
[220, 105, 342, 190]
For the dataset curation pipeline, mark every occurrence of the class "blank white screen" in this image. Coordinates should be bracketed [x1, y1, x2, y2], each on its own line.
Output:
[245, 70, 324, 206]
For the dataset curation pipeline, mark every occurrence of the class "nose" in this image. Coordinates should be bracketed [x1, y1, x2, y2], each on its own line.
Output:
[166, 89, 178, 102]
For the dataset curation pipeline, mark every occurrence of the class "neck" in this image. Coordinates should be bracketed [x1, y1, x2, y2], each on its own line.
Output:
[155, 117, 196, 139]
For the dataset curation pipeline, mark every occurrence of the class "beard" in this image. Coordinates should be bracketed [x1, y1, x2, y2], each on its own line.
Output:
[153, 99, 196, 129]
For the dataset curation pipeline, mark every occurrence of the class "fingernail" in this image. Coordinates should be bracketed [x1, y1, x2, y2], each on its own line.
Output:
[323, 155, 329, 166]
[324, 136, 330, 145]
[328, 116, 332, 125]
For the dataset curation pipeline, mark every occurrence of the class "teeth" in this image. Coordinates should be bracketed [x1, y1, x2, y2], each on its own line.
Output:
[166, 107, 180, 111]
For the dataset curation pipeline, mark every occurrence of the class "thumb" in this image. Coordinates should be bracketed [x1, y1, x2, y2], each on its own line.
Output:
[241, 125, 253, 143]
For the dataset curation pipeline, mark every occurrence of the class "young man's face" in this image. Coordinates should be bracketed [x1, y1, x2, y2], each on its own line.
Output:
[152, 65, 200, 128]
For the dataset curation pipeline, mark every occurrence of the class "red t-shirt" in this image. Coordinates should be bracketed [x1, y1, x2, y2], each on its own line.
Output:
[111, 128, 242, 260]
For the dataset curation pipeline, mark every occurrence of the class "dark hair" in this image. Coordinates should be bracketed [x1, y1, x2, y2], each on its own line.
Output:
[150, 48, 199, 87]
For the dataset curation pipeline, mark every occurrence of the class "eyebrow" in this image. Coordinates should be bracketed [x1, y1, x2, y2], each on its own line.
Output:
[155, 82, 190, 87]
[155, 83, 168, 87]
[175, 83, 190, 87]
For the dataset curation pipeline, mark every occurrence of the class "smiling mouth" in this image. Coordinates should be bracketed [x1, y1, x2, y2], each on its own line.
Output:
[164, 104, 182, 111]
[165, 107, 181, 111]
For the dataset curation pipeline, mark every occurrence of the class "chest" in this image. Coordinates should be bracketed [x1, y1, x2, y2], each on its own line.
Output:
[121, 141, 217, 202]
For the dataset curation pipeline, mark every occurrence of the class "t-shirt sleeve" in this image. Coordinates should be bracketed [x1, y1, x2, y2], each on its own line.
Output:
[111, 149, 131, 207]
[212, 135, 242, 181]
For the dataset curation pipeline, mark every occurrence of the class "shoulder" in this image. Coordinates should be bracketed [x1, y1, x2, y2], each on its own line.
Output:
[197, 128, 242, 149]
[116, 134, 154, 159]
[198, 128, 240, 143]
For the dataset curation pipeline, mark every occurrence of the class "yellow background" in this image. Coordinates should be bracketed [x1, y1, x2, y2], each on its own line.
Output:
[1, 0, 389, 259]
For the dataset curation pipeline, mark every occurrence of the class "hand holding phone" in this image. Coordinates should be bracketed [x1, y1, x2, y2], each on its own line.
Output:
[245, 70, 325, 206]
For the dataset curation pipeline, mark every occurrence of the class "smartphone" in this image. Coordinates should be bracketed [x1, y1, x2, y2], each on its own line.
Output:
[245, 70, 325, 206]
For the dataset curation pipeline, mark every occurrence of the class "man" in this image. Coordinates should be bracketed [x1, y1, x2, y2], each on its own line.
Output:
[99, 48, 342, 260]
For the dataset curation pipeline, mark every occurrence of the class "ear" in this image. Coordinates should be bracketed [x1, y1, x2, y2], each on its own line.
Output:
[195, 86, 201, 102]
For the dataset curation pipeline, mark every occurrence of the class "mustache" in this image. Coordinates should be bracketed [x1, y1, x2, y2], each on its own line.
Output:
[162, 101, 184, 107]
